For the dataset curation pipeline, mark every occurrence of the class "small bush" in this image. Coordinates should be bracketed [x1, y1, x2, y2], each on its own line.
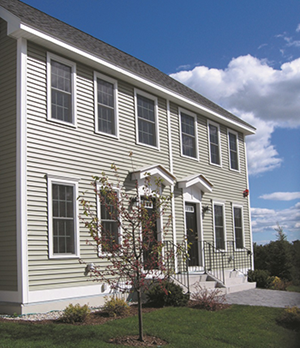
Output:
[268, 276, 287, 291]
[276, 306, 300, 331]
[102, 297, 130, 317]
[248, 269, 271, 288]
[146, 280, 189, 307]
[191, 283, 227, 311]
[60, 303, 90, 323]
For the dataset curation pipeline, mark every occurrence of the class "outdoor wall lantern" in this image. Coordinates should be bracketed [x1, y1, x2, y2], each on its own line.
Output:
[243, 189, 249, 198]
[202, 205, 210, 214]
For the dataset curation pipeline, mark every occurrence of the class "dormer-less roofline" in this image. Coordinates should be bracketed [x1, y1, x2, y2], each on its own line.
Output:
[0, 1, 255, 135]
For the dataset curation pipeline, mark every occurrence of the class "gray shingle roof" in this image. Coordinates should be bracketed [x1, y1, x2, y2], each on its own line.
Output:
[0, 0, 255, 131]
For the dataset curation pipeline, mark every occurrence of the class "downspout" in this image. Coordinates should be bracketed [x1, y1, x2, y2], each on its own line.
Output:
[167, 100, 177, 269]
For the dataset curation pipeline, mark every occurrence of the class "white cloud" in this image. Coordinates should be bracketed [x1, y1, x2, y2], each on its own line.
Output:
[296, 24, 300, 33]
[239, 113, 282, 175]
[170, 55, 300, 175]
[259, 192, 300, 201]
[251, 203, 300, 240]
[170, 55, 300, 127]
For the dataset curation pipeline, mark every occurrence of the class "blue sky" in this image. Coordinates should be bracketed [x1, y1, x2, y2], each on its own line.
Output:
[21, 0, 300, 244]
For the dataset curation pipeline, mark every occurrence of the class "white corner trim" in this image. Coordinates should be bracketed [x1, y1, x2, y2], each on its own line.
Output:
[16, 37, 28, 304]
[244, 142, 254, 268]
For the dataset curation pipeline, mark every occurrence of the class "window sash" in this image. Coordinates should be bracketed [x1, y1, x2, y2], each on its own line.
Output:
[52, 183, 75, 254]
[51, 60, 73, 123]
[229, 132, 239, 170]
[97, 78, 115, 134]
[137, 94, 156, 146]
[234, 207, 243, 249]
[181, 113, 196, 158]
[209, 124, 220, 165]
[214, 204, 225, 250]
[100, 193, 119, 253]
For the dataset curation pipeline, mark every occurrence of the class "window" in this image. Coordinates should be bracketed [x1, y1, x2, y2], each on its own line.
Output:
[97, 189, 120, 254]
[208, 122, 221, 165]
[233, 206, 243, 249]
[180, 110, 197, 158]
[135, 90, 158, 147]
[228, 131, 239, 171]
[141, 197, 158, 269]
[48, 176, 79, 258]
[47, 53, 76, 125]
[94, 72, 118, 136]
[214, 203, 225, 250]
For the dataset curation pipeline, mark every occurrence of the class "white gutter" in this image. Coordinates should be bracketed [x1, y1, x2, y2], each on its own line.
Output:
[0, 6, 255, 136]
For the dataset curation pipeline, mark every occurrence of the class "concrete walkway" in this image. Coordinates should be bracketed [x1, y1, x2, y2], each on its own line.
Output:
[225, 289, 300, 308]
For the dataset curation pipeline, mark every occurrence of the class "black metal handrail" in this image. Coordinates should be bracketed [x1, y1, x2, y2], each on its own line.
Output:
[203, 241, 252, 285]
[164, 240, 189, 293]
[203, 241, 226, 284]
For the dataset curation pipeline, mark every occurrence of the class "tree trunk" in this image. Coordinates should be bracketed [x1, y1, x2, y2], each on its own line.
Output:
[137, 289, 143, 341]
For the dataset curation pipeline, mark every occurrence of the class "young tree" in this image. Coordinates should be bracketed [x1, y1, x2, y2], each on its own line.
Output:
[79, 164, 175, 342]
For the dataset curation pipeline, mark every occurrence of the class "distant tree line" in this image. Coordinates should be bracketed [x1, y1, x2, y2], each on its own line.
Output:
[250, 226, 300, 288]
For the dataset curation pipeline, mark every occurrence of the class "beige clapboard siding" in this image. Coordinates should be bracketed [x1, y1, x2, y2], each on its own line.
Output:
[26, 42, 173, 290]
[25, 38, 252, 290]
[170, 100, 250, 248]
[0, 19, 18, 291]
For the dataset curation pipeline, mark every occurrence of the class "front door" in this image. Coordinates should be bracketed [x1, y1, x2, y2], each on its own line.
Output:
[185, 203, 199, 267]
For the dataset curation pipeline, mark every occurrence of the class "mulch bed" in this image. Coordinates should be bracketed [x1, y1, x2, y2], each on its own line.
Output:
[0, 305, 168, 346]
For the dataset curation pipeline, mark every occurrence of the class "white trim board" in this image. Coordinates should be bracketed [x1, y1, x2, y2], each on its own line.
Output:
[0, 12, 255, 135]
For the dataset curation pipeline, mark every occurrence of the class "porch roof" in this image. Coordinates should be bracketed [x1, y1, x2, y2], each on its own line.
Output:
[178, 174, 213, 193]
[131, 164, 176, 186]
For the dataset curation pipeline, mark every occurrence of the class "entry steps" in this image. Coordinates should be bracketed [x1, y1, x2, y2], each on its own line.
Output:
[183, 270, 256, 295]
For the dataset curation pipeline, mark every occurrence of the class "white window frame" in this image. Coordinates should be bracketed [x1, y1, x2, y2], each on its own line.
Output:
[213, 201, 226, 251]
[134, 89, 159, 149]
[228, 129, 240, 172]
[232, 204, 244, 251]
[47, 52, 77, 127]
[96, 184, 121, 256]
[179, 108, 199, 160]
[47, 175, 80, 259]
[208, 120, 222, 167]
[94, 72, 119, 138]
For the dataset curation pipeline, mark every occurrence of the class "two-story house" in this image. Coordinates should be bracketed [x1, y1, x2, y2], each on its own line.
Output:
[0, 0, 256, 315]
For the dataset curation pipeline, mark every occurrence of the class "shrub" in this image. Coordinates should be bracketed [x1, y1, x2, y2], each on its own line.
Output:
[191, 283, 227, 311]
[60, 303, 90, 323]
[248, 269, 271, 288]
[146, 280, 189, 307]
[268, 276, 287, 291]
[276, 306, 300, 331]
[102, 297, 130, 317]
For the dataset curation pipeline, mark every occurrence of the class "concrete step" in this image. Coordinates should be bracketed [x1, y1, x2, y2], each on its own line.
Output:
[225, 276, 246, 286]
[225, 281, 256, 294]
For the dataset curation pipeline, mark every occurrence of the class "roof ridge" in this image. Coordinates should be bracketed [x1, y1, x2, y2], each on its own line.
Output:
[0, 0, 255, 132]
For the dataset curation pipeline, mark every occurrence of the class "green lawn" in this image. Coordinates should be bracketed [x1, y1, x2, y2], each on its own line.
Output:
[287, 284, 300, 293]
[0, 305, 299, 348]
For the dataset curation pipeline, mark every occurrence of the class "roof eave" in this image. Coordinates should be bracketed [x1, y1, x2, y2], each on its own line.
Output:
[0, 8, 256, 136]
